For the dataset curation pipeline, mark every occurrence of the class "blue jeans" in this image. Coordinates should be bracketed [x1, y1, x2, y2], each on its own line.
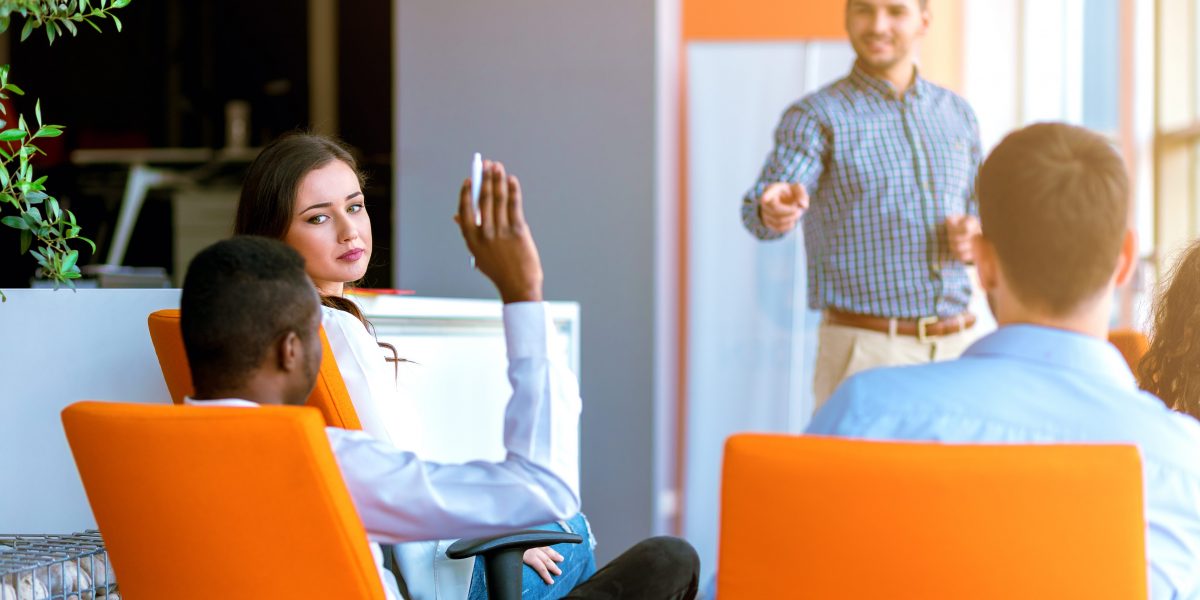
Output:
[466, 512, 597, 600]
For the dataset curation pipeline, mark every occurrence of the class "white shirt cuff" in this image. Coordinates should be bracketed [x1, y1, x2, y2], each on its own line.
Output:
[503, 301, 551, 359]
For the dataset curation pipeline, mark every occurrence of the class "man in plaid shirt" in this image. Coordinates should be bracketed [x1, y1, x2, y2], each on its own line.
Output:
[743, 0, 985, 410]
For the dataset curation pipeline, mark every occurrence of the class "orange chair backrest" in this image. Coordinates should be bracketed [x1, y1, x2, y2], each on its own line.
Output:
[62, 401, 385, 600]
[1110, 328, 1150, 374]
[718, 434, 1147, 599]
[147, 309, 362, 430]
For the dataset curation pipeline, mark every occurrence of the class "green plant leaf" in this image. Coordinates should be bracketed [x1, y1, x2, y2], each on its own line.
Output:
[19, 229, 31, 254]
[46, 196, 60, 221]
[62, 19, 76, 36]
[20, 18, 33, 42]
[62, 248, 78, 271]
[34, 98, 40, 126]
[83, 16, 100, 33]
[1, 215, 27, 230]
[25, 191, 47, 204]
[111, 0, 131, 8]
[26, 206, 41, 224]
[2, 83, 22, 96]
[110, 13, 120, 32]
[45, 23, 54, 44]
[32, 175, 46, 188]
[34, 126, 61, 138]
[0, 128, 25, 141]
[79, 236, 95, 253]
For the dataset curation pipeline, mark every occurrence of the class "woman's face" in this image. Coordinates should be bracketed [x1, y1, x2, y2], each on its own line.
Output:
[284, 159, 372, 297]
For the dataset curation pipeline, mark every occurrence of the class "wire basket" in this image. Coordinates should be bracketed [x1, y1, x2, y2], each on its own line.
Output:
[0, 531, 118, 600]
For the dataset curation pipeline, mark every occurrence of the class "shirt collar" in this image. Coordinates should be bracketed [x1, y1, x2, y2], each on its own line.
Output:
[962, 324, 1137, 389]
[848, 61, 927, 101]
[183, 397, 259, 408]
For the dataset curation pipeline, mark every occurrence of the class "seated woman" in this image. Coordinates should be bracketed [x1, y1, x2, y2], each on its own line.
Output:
[1139, 239, 1200, 420]
[234, 133, 596, 599]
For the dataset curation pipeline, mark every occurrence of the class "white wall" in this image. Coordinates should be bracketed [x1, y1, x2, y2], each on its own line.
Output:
[393, 0, 660, 564]
[684, 40, 855, 583]
[0, 289, 179, 533]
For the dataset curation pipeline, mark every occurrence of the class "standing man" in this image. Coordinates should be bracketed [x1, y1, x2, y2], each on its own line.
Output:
[742, 0, 984, 410]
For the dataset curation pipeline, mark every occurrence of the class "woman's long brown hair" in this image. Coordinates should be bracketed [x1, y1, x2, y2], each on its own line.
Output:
[1138, 239, 1200, 419]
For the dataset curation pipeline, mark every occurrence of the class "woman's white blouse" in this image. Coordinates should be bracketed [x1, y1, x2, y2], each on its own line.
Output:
[320, 305, 424, 452]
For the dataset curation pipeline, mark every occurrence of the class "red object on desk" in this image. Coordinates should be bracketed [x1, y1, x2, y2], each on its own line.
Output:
[348, 288, 416, 296]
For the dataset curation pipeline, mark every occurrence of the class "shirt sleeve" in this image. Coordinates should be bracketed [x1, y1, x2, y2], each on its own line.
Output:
[742, 102, 829, 241]
[326, 301, 582, 543]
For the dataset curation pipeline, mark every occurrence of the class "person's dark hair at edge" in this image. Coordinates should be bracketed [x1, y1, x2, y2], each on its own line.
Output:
[976, 122, 1129, 316]
[1139, 239, 1200, 419]
[234, 131, 373, 324]
[181, 236, 319, 397]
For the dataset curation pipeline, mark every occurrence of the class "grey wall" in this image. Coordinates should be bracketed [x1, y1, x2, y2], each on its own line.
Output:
[394, 1, 659, 563]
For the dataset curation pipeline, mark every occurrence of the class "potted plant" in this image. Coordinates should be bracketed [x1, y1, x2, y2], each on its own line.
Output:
[0, 0, 129, 300]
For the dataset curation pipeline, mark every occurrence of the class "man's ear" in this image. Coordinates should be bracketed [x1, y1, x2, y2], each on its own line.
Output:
[1114, 227, 1138, 287]
[973, 233, 998, 292]
[278, 330, 304, 374]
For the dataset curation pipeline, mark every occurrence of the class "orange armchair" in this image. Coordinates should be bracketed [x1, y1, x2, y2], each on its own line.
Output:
[147, 308, 362, 430]
[1109, 328, 1150, 374]
[718, 434, 1147, 599]
[62, 401, 386, 599]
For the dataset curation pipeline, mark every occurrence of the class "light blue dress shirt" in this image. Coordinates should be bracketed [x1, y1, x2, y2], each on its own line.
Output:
[808, 325, 1200, 599]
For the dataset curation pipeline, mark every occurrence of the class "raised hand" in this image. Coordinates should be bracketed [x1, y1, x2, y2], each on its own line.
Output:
[455, 160, 544, 304]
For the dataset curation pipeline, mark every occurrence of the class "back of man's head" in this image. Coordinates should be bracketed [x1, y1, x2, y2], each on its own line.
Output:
[977, 122, 1129, 316]
[181, 236, 320, 399]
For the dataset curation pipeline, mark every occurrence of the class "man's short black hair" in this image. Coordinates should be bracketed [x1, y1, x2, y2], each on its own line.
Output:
[181, 236, 319, 396]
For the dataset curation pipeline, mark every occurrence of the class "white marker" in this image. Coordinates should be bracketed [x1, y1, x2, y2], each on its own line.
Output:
[471, 152, 483, 226]
[469, 152, 483, 268]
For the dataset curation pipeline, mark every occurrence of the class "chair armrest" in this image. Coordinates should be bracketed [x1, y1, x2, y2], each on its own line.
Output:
[445, 530, 582, 560]
[445, 530, 583, 600]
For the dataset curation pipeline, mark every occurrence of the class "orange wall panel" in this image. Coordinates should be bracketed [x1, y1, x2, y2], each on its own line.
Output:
[684, 0, 846, 41]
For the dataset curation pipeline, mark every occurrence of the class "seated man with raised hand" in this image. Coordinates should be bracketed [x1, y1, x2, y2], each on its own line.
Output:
[179, 192, 698, 596]
[807, 123, 1200, 598]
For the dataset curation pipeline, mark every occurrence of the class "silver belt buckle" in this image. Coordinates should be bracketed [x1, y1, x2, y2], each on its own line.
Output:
[917, 315, 938, 343]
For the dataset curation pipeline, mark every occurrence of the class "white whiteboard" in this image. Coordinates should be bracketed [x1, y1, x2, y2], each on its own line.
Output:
[356, 294, 581, 465]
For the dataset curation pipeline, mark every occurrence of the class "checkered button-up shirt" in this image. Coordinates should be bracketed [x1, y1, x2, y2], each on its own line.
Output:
[743, 64, 982, 319]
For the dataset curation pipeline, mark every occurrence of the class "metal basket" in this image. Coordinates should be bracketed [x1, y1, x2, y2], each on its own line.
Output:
[0, 531, 118, 600]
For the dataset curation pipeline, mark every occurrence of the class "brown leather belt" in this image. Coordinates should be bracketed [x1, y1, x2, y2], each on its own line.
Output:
[825, 309, 976, 342]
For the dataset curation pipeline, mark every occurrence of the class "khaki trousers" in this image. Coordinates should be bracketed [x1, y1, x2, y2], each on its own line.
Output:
[812, 320, 986, 414]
